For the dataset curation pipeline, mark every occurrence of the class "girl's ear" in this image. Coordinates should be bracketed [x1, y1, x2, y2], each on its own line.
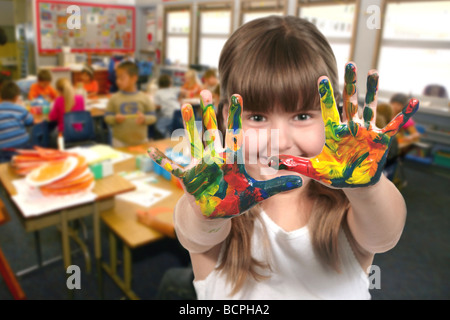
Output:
[221, 103, 229, 129]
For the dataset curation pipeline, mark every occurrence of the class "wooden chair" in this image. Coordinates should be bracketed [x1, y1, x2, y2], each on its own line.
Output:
[0, 199, 26, 300]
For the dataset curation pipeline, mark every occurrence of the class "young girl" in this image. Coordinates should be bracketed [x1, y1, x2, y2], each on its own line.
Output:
[79, 65, 99, 99]
[181, 69, 202, 99]
[49, 78, 85, 133]
[149, 16, 419, 300]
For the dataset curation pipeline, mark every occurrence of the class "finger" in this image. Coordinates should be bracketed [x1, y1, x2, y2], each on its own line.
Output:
[343, 62, 358, 122]
[254, 175, 303, 199]
[268, 154, 319, 180]
[318, 77, 341, 126]
[182, 103, 203, 160]
[363, 70, 379, 129]
[381, 98, 420, 137]
[200, 90, 220, 158]
[147, 147, 185, 178]
[225, 94, 244, 154]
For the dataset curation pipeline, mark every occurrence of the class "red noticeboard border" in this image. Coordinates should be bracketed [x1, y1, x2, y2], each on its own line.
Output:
[36, 0, 136, 54]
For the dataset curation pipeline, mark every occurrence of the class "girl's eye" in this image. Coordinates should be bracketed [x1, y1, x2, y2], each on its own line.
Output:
[249, 115, 266, 122]
[294, 114, 311, 121]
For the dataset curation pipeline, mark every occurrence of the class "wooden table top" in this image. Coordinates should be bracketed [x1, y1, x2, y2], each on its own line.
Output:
[101, 138, 187, 248]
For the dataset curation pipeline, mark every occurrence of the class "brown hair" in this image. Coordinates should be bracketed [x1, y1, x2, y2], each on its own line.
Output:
[203, 68, 217, 79]
[37, 69, 52, 82]
[117, 61, 139, 77]
[82, 65, 95, 80]
[56, 78, 75, 112]
[215, 15, 349, 295]
[0, 81, 21, 101]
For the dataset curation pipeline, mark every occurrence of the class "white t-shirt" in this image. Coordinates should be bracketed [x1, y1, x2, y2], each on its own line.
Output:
[194, 209, 371, 300]
[153, 87, 181, 118]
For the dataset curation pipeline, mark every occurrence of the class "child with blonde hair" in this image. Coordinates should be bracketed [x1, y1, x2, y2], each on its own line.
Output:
[49, 78, 85, 132]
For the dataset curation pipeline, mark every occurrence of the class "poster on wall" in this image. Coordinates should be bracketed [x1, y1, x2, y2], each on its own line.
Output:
[36, 0, 135, 53]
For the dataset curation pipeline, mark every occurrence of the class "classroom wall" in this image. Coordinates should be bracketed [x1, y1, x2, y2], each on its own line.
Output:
[29, 0, 383, 97]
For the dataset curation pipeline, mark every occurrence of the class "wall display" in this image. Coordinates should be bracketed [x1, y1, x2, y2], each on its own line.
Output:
[36, 0, 135, 53]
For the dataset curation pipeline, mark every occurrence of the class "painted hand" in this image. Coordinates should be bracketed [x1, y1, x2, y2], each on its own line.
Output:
[148, 90, 302, 218]
[270, 62, 419, 188]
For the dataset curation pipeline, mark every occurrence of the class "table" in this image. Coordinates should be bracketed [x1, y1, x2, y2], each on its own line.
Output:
[99, 139, 186, 299]
[0, 159, 135, 297]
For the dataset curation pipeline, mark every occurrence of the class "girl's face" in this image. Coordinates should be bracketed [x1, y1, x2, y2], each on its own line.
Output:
[224, 106, 326, 182]
[81, 72, 91, 83]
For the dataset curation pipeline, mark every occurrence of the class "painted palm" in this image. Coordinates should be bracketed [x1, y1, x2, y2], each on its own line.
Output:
[271, 63, 420, 188]
[148, 91, 302, 218]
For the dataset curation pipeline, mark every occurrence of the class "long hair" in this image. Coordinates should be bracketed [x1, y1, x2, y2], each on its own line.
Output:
[56, 78, 75, 112]
[215, 16, 349, 295]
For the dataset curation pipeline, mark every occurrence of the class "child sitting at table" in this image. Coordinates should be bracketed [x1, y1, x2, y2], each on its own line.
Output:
[0, 81, 34, 162]
[79, 65, 99, 99]
[202, 68, 219, 93]
[181, 69, 202, 99]
[28, 69, 58, 102]
[153, 74, 181, 138]
[104, 61, 156, 147]
[49, 78, 85, 133]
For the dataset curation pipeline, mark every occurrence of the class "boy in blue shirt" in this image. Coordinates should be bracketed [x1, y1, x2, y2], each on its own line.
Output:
[0, 81, 34, 162]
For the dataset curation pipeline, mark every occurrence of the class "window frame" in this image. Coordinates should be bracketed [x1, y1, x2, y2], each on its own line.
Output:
[373, 0, 450, 95]
[163, 5, 193, 67]
[240, 0, 287, 25]
[195, 1, 234, 67]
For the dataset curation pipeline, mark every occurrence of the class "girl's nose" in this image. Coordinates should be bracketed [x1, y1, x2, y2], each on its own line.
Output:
[272, 123, 294, 154]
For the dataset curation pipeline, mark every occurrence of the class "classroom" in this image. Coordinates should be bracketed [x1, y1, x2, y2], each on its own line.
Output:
[0, 0, 449, 302]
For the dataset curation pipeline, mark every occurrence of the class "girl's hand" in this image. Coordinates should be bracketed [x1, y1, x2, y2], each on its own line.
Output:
[148, 90, 302, 219]
[270, 62, 419, 188]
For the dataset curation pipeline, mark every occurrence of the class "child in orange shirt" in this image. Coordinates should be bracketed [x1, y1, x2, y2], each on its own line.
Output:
[28, 69, 58, 102]
[80, 65, 99, 99]
[181, 69, 202, 98]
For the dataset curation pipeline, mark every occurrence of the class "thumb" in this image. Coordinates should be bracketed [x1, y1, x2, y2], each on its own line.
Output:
[254, 175, 303, 199]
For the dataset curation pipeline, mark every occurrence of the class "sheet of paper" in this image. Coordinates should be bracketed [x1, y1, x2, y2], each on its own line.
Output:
[115, 180, 172, 208]
[11, 179, 96, 218]
[68, 145, 133, 165]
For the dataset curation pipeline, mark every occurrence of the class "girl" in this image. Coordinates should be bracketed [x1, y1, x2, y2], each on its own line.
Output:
[149, 16, 419, 300]
[49, 78, 85, 133]
[181, 69, 202, 99]
[79, 65, 99, 99]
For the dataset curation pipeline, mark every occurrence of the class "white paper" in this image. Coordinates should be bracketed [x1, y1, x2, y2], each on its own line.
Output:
[11, 179, 96, 218]
[68, 145, 133, 165]
[115, 180, 172, 208]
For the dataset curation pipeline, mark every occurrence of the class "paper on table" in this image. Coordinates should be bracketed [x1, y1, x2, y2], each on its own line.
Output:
[68, 145, 133, 165]
[115, 180, 172, 208]
[11, 179, 96, 218]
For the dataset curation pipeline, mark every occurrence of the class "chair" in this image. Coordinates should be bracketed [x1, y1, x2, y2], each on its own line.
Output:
[63, 111, 96, 148]
[423, 84, 448, 98]
[30, 121, 51, 148]
[0, 199, 26, 300]
[171, 110, 184, 133]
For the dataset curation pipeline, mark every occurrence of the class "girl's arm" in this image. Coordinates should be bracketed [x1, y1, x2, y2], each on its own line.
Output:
[344, 175, 406, 254]
[174, 194, 231, 254]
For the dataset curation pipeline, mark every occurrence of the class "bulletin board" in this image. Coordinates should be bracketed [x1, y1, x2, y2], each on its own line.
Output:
[36, 0, 135, 54]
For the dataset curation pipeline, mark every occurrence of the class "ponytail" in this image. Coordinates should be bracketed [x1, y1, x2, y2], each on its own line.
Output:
[56, 78, 75, 112]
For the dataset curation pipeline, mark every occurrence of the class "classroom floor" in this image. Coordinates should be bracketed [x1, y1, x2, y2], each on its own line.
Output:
[0, 159, 449, 300]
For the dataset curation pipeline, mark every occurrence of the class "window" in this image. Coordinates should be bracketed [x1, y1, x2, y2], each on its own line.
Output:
[164, 7, 191, 66]
[197, 3, 232, 68]
[298, 1, 357, 84]
[241, 0, 286, 25]
[376, 1, 450, 96]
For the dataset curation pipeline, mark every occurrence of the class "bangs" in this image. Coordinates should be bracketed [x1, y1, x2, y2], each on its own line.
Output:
[219, 16, 338, 115]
